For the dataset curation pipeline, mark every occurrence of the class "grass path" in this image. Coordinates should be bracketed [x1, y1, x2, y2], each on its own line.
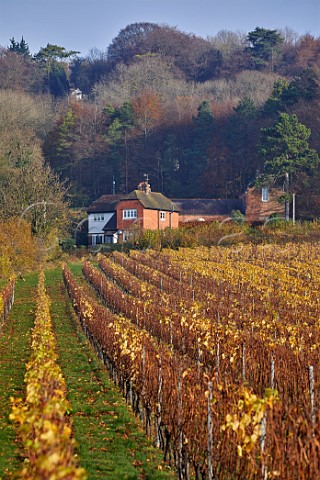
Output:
[0, 273, 38, 479]
[45, 268, 174, 479]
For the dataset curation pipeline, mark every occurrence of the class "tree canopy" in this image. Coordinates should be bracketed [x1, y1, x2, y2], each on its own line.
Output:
[258, 113, 320, 182]
[0, 25, 320, 215]
[34, 44, 80, 62]
[247, 27, 283, 70]
[9, 36, 30, 56]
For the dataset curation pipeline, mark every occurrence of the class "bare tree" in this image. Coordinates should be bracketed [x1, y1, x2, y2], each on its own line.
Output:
[208, 30, 246, 58]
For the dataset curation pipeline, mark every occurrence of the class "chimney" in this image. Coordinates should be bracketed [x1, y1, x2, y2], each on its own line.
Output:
[137, 174, 151, 194]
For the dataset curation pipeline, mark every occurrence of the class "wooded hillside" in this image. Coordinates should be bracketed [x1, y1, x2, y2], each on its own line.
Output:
[1, 24, 320, 216]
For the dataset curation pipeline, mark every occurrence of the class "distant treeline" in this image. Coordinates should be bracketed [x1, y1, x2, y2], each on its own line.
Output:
[0, 24, 320, 218]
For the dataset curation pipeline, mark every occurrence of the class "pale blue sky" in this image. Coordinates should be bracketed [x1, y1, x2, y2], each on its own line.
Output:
[0, 0, 319, 56]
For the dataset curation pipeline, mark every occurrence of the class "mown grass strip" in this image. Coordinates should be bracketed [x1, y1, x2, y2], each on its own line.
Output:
[46, 268, 175, 480]
[0, 272, 38, 479]
[10, 272, 87, 479]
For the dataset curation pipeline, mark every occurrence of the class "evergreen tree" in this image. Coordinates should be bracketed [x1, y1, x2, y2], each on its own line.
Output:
[263, 78, 290, 115]
[34, 44, 79, 96]
[247, 27, 283, 70]
[258, 112, 319, 182]
[8, 36, 30, 56]
[287, 68, 320, 102]
[264, 70, 320, 116]
[233, 97, 257, 119]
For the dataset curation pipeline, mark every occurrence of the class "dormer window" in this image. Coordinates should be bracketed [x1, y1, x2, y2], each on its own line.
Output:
[261, 188, 269, 202]
[93, 214, 105, 221]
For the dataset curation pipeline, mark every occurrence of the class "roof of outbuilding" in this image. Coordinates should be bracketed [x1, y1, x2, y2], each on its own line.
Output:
[120, 190, 180, 212]
[171, 198, 244, 216]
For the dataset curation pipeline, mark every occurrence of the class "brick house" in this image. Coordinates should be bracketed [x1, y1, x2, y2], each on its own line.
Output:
[116, 181, 179, 241]
[244, 186, 285, 223]
[87, 181, 179, 245]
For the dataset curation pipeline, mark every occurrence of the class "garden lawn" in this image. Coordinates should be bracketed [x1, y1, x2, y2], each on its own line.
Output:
[45, 267, 175, 479]
[0, 272, 38, 479]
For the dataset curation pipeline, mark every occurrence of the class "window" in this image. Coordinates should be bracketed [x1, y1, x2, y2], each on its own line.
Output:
[93, 234, 103, 245]
[123, 209, 137, 219]
[261, 188, 269, 202]
[93, 214, 104, 221]
[160, 211, 166, 221]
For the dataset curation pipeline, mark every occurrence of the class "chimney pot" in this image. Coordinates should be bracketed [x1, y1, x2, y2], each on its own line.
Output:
[137, 180, 151, 194]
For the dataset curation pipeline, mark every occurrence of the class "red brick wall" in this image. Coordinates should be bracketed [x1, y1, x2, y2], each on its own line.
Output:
[245, 187, 284, 223]
[142, 209, 179, 229]
[142, 209, 159, 229]
[116, 200, 143, 231]
[116, 200, 179, 231]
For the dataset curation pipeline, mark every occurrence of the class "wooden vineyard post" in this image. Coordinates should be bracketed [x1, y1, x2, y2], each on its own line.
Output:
[309, 365, 315, 434]
[271, 354, 275, 390]
[197, 337, 202, 378]
[177, 369, 183, 478]
[242, 343, 246, 381]
[155, 356, 163, 449]
[177, 369, 189, 479]
[216, 341, 220, 378]
[260, 353, 276, 480]
[207, 379, 214, 480]
[216, 313, 220, 378]
[260, 412, 267, 480]
[141, 345, 146, 426]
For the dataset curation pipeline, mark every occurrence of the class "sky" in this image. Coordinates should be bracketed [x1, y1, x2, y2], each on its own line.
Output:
[0, 0, 319, 56]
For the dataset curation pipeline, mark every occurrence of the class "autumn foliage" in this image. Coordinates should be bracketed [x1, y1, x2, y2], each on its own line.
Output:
[62, 242, 320, 479]
[0, 218, 38, 278]
[0, 277, 15, 321]
[10, 272, 87, 479]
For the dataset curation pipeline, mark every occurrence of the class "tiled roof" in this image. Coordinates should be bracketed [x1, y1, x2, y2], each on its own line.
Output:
[120, 190, 180, 212]
[87, 194, 122, 213]
[88, 193, 243, 217]
[102, 214, 117, 232]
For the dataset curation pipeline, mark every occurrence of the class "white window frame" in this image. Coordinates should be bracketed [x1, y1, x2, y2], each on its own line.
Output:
[123, 209, 137, 219]
[261, 188, 269, 202]
[160, 211, 166, 221]
[93, 234, 104, 245]
[93, 214, 105, 221]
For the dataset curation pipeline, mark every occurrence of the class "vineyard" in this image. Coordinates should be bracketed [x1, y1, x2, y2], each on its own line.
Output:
[10, 272, 86, 478]
[1, 270, 173, 479]
[62, 243, 320, 480]
[1, 242, 320, 479]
